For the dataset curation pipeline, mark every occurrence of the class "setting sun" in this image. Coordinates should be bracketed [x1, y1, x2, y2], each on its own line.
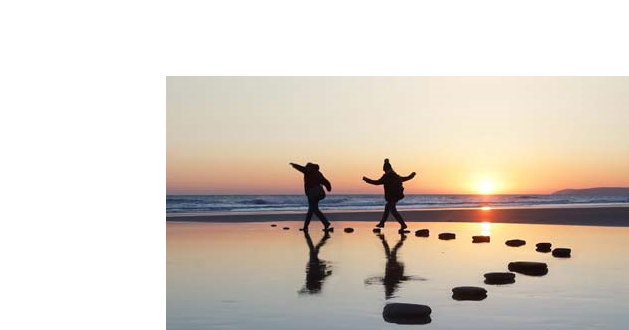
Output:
[478, 180, 495, 195]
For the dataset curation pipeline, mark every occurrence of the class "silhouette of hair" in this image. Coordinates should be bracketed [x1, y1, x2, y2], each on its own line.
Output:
[383, 158, 392, 172]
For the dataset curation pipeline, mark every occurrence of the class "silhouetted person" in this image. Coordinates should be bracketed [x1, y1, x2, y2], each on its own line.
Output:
[363, 158, 416, 231]
[290, 162, 332, 231]
[299, 231, 332, 294]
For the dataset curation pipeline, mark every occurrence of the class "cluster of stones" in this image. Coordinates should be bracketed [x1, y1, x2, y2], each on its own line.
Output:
[377, 226, 572, 325]
[272, 225, 573, 261]
[272, 222, 571, 322]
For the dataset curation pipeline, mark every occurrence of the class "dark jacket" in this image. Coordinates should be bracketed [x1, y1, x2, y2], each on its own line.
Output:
[365, 171, 414, 202]
[291, 163, 332, 201]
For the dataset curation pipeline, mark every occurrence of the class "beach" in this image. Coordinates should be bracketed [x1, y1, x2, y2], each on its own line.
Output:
[167, 206, 629, 226]
[168, 219, 629, 329]
[165, 77, 629, 329]
[168, 205, 629, 329]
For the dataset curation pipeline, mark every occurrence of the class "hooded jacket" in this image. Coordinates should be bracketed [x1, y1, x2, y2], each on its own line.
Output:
[365, 159, 415, 202]
[365, 171, 412, 202]
[291, 163, 332, 200]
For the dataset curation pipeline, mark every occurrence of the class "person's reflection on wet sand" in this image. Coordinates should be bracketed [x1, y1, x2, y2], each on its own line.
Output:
[366, 233, 420, 299]
[299, 231, 332, 294]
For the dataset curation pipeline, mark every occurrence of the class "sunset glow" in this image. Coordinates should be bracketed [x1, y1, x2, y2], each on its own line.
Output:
[167, 77, 629, 194]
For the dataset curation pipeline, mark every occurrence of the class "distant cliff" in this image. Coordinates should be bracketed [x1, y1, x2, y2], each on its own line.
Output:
[553, 187, 629, 195]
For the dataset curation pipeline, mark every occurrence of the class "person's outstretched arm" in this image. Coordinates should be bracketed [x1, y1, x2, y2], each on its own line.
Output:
[320, 173, 332, 192]
[400, 172, 417, 182]
[363, 175, 384, 185]
[290, 162, 306, 173]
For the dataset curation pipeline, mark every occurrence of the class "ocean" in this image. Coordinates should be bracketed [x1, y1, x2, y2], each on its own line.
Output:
[166, 194, 629, 214]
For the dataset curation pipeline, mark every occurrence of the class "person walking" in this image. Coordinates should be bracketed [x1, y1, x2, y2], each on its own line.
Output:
[363, 158, 416, 231]
[290, 162, 333, 231]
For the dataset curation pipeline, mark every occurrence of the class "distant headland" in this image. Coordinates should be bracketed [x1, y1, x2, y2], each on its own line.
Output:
[553, 187, 629, 195]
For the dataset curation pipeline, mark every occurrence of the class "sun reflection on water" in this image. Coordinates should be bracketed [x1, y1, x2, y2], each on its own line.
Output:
[481, 221, 491, 236]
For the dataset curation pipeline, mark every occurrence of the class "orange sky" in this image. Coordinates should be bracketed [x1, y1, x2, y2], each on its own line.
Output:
[167, 77, 629, 194]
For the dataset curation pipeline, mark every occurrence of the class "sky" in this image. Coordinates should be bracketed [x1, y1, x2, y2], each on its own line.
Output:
[167, 77, 629, 195]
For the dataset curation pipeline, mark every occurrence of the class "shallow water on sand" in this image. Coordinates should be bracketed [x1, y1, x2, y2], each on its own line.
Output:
[167, 221, 629, 329]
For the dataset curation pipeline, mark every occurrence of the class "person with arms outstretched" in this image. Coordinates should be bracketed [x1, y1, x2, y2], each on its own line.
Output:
[290, 162, 333, 231]
[363, 158, 416, 231]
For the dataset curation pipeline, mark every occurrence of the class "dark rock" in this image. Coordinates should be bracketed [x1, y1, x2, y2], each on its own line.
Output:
[270, 224, 277, 227]
[552, 248, 571, 258]
[472, 235, 490, 243]
[382, 303, 432, 325]
[508, 261, 548, 276]
[505, 239, 526, 247]
[439, 233, 456, 240]
[282, 227, 290, 230]
[452, 286, 487, 301]
[536, 242, 552, 253]
[373, 228, 381, 233]
[484, 272, 516, 284]
[415, 229, 429, 237]
[344, 227, 354, 233]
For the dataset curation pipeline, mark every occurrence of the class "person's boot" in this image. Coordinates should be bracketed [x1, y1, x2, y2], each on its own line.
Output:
[376, 221, 385, 228]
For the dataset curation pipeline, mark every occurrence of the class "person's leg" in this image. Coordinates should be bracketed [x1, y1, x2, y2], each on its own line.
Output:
[312, 199, 330, 228]
[377, 202, 391, 227]
[304, 199, 314, 230]
[390, 201, 407, 229]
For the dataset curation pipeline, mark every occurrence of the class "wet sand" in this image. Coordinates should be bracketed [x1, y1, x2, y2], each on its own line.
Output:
[167, 206, 629, 226]
[168, 221, 629, 329]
